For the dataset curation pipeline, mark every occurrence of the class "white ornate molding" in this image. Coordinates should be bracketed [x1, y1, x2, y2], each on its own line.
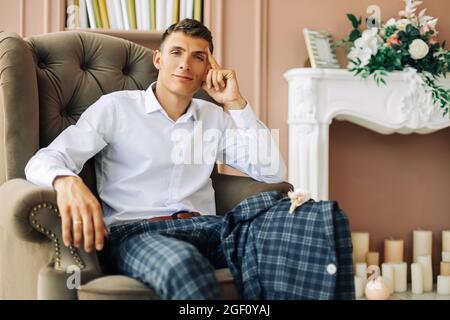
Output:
[284, 68, 450, 200]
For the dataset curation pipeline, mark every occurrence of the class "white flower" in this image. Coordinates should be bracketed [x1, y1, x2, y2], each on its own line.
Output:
[347, 47, 373, 68]
[419, 16, 438, 28]
[409, 39, 429, 60]
[401, 0, 423, 19]
[384, 18, 397, 28]
[287, 189, 310, 214]
[347, 28, 383, 67]
[396, 18, 412, 31]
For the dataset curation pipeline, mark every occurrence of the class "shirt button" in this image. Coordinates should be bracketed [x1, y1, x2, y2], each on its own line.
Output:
[327, 263, 337, 275]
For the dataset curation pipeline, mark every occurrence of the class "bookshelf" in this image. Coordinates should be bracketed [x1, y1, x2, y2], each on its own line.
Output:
[64, 27, 162, 42]
[63, 0, 211, 48]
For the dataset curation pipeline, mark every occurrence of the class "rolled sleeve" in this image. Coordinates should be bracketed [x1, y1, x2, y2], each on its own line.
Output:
[227, 104, 258, 129]
[219, 104, 287, 183]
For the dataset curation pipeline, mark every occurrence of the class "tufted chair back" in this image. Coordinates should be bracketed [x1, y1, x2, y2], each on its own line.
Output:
[0, 30, 216, 195]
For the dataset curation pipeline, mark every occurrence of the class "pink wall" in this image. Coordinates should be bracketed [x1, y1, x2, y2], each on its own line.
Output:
[0, 0, 64, 36]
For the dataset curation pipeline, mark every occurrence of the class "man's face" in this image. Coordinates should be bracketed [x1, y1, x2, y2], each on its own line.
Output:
[153, 31, 210, 98]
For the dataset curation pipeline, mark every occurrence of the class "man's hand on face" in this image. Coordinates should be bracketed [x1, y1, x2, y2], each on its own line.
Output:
[53, 176, 107, 252]
[202, 47, 247, 112]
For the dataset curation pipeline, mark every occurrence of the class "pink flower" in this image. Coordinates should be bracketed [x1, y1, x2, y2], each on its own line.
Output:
[420, 25, 430, 35]
[421, 22, 437, 36]
[387, 34, 401, 47]
[429, 37, 438, 45]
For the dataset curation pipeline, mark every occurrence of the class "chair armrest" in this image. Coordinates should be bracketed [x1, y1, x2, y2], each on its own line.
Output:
[0, 178, 57, 242]
[211, 173, 293, 215]
[0, 178, 102, 278]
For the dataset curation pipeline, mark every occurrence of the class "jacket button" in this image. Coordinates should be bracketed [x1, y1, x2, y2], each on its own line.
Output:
[327, 263, 337, 275]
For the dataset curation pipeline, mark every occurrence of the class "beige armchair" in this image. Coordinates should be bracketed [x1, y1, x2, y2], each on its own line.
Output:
[0, 31, 292, 300]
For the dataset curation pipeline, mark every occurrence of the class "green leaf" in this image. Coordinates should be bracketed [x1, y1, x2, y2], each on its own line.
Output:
[347, 14, 360, 29]
[349, 29, 361, 42]
[384, 26, 398, 38]
[405, 24, 420, 37]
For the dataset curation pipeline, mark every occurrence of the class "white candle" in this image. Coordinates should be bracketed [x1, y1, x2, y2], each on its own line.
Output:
[443, 251, 450, 263]
[355, 262, 368, 279]
[381, 263, 395, 294]
[366, 251, 379, 267]
[384, 239, 404, 263]
[393, 262, 407, 293]
[354, 276, 365, 298]
[413, 230, 432, 262]
[443, 230, 450, 252]
[411, 263, 423, 294]
[352, 232, 370, 263]
[417, 255, 433, 292]
[437, 275, 450, 295]
[441, 261, 450, 276]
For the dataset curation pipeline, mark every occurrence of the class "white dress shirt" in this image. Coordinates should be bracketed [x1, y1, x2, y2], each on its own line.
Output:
[25, 82, 286, 228]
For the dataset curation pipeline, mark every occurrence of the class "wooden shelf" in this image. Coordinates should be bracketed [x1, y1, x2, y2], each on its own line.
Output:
[65, 28, 163, 42]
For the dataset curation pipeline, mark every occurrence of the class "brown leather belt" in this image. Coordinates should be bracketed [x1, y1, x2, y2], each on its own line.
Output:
[148, 211, 201, 222]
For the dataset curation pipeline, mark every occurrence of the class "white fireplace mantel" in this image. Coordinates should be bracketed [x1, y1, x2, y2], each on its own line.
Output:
[284, 68, 450, 201]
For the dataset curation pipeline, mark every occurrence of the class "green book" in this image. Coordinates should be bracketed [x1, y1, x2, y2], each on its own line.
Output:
[194, 0, 202, 22]
[92, 0, 103, 28]
[127, 0, 137, 30]
[150, 0, 156, 31]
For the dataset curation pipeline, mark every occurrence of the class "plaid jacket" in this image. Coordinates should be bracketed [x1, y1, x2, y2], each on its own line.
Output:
[220, 191, 355, 300]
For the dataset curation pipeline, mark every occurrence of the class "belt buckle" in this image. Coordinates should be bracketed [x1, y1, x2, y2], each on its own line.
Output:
[170, 211, 198, 220]
[171, 210, 187, 220]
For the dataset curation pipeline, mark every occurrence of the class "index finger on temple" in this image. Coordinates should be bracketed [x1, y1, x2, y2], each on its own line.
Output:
[207, 47, 220, 69]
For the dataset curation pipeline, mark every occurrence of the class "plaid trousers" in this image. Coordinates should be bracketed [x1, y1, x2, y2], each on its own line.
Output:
[105, 191, 355, 300]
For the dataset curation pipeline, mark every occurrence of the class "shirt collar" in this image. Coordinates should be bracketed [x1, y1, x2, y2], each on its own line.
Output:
[144, 81, 198, 122]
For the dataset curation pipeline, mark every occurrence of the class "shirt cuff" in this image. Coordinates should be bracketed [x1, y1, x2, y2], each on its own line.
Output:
[49, 169, 78, 189]
[227, 104, 259, 129]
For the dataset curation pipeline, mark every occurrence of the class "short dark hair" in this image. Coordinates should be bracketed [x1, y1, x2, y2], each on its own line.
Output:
[160, 18, 214, 54]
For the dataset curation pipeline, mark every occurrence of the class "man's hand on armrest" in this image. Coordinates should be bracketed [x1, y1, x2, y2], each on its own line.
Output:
[53, 176, 107, 253]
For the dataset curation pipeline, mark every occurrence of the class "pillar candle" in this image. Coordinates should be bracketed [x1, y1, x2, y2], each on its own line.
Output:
[384, 239, 404, 263]
[413, 230, 432, 262]
[437, 275, 450, 295]
[366, 251, 379, 267]
[443, 251, 450, 263]
[381, 262, 395, 294]
[393, 262, 407, 293]
[417, 255, 433, 292]
[443, 230, 450, 252]
[441, 261, 450, 276]
[352, 232, 369, 263]
[355, 262, 368, 279]
[411, 263, 423, 294]
[354, 276, 365, 298]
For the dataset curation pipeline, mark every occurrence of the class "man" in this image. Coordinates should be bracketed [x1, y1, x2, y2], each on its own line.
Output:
[25, 19, 286, 299]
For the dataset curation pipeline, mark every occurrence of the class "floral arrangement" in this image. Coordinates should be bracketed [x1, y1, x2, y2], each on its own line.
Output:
[337, 0, 450, 117]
